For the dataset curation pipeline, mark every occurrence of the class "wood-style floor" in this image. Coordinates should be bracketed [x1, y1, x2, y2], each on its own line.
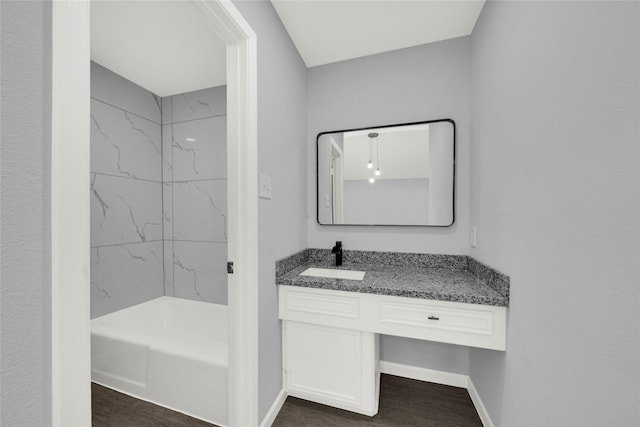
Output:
[273, 375, 482, 427]
[91, 383, 213, 427]
[92, 375, 482, 426]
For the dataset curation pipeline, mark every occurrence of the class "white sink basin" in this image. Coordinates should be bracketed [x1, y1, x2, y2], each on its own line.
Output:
[299, 267, 365, 281]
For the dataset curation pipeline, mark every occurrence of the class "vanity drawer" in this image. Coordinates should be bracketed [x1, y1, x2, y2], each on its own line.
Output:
[279, 286, 507, 350]
[379, 301, 493, 335]
[375, 297, 506, 350]
[279, 286, 363, 329]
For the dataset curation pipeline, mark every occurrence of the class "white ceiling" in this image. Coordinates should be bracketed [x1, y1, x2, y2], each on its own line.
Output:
[90, 0, 484, 97]
[90, 0, 226, 97]
[271, 0, 486, 67]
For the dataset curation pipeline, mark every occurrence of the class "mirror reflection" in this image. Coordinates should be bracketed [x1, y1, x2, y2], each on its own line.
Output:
[317, 119, 455, 226]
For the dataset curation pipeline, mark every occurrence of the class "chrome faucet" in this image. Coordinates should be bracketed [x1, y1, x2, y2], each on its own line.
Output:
[331, 241, 343, 266]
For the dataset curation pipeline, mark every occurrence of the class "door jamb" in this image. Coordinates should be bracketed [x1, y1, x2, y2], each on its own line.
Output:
[51, 1, 259, 425]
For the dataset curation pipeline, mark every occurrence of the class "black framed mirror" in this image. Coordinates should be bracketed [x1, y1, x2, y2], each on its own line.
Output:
[317, 119, 455, 227]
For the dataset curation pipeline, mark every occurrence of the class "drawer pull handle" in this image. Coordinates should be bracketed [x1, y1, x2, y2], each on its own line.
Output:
[428, 316, 440, 321]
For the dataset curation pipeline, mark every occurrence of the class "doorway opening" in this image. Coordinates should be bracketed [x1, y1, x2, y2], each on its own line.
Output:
[51, 1, 258, 426]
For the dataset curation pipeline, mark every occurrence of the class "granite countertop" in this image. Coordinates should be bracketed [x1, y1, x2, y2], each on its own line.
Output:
[276, 249, 510, 307]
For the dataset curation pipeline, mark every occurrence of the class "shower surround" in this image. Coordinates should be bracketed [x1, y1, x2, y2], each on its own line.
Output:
[90, 62, 228, 318]
[162, 86, 228, 305]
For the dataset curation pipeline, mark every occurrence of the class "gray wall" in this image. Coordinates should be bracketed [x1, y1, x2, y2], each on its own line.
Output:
[232, 0, 309, 422]
[469, 1, 640, 425]
[161, 86, 228, 305]
[307, 36, 470, 254]
[307, 37, 472, 376]
[90, 62, 164, 318]
[0, 1, 53, 425]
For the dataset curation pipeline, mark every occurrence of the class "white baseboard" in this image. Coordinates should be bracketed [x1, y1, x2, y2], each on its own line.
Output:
[379, 360, 469, 388]
[259, 388, 287, 427]
[379, 361, 494, 427]
[467, 378, 495, 427]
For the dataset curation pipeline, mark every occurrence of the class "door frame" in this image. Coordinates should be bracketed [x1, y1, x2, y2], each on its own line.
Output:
[330, 139, 344, 224]
[51, 1, 259, 425]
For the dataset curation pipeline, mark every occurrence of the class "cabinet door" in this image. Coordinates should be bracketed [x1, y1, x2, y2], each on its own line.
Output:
[283, 321, 379, 416]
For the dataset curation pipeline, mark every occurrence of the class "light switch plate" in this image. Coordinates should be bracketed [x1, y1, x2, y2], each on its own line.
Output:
[259, 173, 272, 199]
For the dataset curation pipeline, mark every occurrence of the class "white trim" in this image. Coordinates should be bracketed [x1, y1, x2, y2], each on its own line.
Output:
[379, 361, 469, 389]
[193, 3, 259, 426]
[51, 1, 92, 425]
[259, 389, 288, 427]
[467, 378, 495, 427]
[52, 1, 259, 426]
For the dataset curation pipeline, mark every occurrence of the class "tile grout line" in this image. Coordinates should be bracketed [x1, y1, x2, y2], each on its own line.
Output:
[171, 239, 228, 244]
[91, 172, 162, 184]
[171, 96, 175, 298]
[90, 240, 164, 249]
[160, 96, 166, 299]
[91, 96, 162, 126]
[170, 113, 227, 125]
[170, 178, 228, 184]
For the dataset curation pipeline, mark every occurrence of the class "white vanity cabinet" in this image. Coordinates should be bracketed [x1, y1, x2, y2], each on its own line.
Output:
[282, 321, 380, 415]
[279, 285, 507, 416]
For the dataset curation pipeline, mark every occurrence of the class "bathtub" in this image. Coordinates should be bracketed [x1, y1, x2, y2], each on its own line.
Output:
[91, 296, 228, 426]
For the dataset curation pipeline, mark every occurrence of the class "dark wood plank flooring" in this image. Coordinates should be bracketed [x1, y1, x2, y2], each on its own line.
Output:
[273, 374, 482, 427]
[91, 383, 215, 427]
[92, 374, 482, 426]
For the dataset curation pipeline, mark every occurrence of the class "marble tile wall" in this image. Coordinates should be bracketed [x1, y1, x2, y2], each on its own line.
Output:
[90, 62, 164, 318]
[162, 86, 228, 305]
[90, 62, 228, 316]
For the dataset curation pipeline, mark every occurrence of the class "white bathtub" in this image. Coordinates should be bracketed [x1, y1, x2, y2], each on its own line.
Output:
[91, 296, 228, 426]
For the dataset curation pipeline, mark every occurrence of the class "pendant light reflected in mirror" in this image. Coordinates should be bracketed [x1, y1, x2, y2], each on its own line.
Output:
[367, 132, 380, 183]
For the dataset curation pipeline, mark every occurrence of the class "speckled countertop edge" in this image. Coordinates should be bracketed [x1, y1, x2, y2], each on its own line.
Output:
[276, 249, 510, 307]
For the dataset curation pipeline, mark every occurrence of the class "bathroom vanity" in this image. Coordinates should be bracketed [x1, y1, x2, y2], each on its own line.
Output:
[276, 249, 509, 416]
